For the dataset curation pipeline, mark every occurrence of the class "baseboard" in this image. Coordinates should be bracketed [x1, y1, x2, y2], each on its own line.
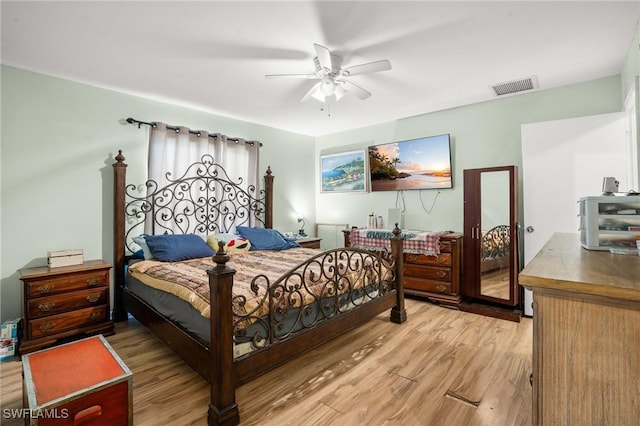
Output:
[458, 299, 522, 322]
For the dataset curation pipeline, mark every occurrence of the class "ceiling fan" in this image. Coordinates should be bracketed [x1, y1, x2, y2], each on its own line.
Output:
[265, 43, 392, 102]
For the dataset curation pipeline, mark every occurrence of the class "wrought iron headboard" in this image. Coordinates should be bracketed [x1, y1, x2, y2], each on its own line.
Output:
[112, 150, 274, 314]
[119, 153, 270, 253]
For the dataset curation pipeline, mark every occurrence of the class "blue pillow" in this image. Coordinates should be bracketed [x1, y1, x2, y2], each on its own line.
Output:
[235, 226, 300, 251]
[130, 249, 145, 260]
[144, 234, 214, 262]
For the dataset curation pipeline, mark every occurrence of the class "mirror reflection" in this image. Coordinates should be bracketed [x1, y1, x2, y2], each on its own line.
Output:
[479, 171, 511, 300]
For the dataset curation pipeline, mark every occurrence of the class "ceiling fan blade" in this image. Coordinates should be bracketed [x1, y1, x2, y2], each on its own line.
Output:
[342, 59, 392, 76]
[313, 43, 333, 72]
[301, 82, 322, 102]
[343, 80, 371, 100]
[265, 73, 318, 79]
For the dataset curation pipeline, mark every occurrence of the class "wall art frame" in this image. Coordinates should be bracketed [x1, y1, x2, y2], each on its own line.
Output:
[320, 150, 368, 193]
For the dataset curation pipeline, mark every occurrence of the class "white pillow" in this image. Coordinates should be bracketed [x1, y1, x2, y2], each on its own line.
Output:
[133, 235, 154, 260]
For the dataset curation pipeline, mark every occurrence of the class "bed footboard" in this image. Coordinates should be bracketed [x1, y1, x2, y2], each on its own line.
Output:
[206, 230, 405, 426]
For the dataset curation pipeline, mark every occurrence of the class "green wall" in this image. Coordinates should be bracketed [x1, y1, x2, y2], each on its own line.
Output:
[315, 76, 623, 233]
[0, 66, 314, 321]
[316, 20, 638, 235]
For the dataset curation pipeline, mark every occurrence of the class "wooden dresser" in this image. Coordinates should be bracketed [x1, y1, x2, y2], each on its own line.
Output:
[343, 230, 462, 308]
[519, 233, 640, 425]
[19, 260, 114, 354]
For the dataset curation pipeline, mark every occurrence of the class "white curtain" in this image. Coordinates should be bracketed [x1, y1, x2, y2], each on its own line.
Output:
[146, 122, 260, 235]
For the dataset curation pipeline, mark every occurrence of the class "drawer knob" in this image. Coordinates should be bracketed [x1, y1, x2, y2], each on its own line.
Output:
[39, 322, 56, 331]
[436, 271, 447, 278]
[87, 311, 102, 321]
[36, 284, 54, 294]
[437, 285, 446, 293]
[86, 294, 100, 303]
[86, 277, 99, 287]
[38, 302, 55, 312]
[438, 256, 447, 264]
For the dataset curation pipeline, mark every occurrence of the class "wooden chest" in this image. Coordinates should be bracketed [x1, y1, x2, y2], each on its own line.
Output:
[19, 260, 114, 354]
[22, 334, 132, 425]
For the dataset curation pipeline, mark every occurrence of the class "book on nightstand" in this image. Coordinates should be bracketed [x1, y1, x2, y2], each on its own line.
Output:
[47, 249, 84, 268]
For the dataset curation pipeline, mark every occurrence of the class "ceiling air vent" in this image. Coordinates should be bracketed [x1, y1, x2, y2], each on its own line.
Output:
[491, 76, 538, 96]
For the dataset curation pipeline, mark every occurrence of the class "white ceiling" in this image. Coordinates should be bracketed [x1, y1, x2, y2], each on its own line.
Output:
[2, 1, 638, 137]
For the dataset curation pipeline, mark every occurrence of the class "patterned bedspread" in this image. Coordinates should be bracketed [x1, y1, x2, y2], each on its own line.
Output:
[349, 228, 447, 256]
[128, 247, 385, 324]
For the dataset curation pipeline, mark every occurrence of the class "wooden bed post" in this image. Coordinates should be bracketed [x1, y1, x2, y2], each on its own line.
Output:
[264, 167, 273, 229]
[112, 150, 128, 322]
[389, 224, 406, 324]
[207, 245, 240, 426]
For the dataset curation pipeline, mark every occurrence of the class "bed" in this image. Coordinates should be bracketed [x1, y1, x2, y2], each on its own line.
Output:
[111, 151, 406, 425]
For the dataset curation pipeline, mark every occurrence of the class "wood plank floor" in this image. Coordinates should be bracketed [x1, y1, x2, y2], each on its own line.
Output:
[1, 299, 532, 425]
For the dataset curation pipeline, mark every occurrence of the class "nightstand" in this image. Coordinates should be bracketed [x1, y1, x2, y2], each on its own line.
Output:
[296, 237, 322, 249]
[19, 260, 114, 354]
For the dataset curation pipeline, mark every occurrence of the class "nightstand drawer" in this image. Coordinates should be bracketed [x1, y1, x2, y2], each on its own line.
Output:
[28, 288, 108, 319]
[404, 277, 453, 295]
[25, 270, 108, 298]
[29, 306, 108, 338]
[404, 264, 451, 282]
[405, 252, 452, 267]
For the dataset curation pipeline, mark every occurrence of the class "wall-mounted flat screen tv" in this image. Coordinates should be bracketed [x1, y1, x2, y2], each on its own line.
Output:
[368, 134, 452, 191]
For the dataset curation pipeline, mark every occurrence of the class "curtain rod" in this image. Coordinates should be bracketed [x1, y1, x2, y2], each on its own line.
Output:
[125, 117, 262, 147]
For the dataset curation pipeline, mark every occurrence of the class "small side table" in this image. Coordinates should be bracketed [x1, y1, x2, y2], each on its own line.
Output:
[22, 334, 132, 425]
[19, 260, 114, 354]
[297, 237, 322, 249]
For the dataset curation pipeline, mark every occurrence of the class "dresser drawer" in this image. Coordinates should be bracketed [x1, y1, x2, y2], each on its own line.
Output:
[404, 264, 451, 282]
[439, 239, 455, 253]
[28, 306, 108, 338]
[28, 288, 108, 319]
[25, 270, 108, 298]
[405, 277, 453, 295]
[405, 252, 452, 267]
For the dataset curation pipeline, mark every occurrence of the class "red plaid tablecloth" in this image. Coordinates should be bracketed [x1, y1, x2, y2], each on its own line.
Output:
[349, 229, 448, 256]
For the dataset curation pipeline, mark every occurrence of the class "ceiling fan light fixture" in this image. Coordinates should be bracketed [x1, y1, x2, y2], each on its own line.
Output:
[320, 77, 335, 96]
[311, 87, 326, 102]
[334, 84, 346, 101]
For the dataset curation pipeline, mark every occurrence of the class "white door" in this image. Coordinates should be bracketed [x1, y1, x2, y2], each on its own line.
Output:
[521, 112, 628, 315]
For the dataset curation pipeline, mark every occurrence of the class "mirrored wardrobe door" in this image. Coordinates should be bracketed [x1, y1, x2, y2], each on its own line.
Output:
[479, 170, 511, 301]
[462, 165, 520, 321]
